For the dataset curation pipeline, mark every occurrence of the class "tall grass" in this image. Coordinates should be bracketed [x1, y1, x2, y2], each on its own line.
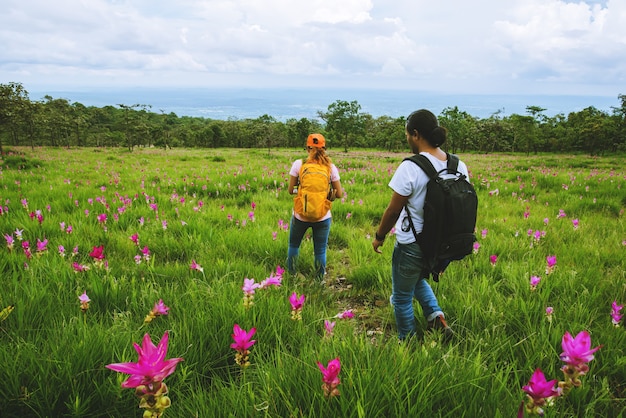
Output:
[0, 147, 625, 417]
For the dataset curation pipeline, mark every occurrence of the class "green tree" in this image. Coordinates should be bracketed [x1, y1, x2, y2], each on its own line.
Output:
[439, 107, 475, 153]
[318, 100, 365, 152]
[0, 82, 31, 153]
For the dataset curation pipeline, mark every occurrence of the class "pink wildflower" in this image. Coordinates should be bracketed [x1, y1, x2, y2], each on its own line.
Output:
[4, 234, 14, 250]
[129, 233, 139, 246]
[144, 299, 170, 323]
[489, 254, 498, 266]
[611, 300, 623, 327]
[324, 320, 335, 337]
[230, 324, 256, 368]
[141, 246, 150, 261]
[334, 309, 354, 319]
[317, 357, 341, 398]
[242, 278, 261, 308]
[545, 255, 557, 274]
[190, 259, 204, 273]
[559, 330, 602, 394]
[106, 331, 183, 388]
[72, 262, 90, 272]
[289, 292, 305, 320]
[530, 275, 541, 291]
[78, 291, 90, 313]
[521, 368, 560, 417]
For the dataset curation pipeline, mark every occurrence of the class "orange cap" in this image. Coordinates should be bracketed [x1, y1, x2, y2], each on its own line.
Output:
[306, 133, 326, 148]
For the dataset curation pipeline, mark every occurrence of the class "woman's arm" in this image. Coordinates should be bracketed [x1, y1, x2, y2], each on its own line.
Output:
[288, 175, 298, 195]
[331, 180, 343, 200]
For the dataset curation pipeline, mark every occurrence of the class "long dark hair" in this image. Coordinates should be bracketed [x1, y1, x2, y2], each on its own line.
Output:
[406, 109, 447, 147]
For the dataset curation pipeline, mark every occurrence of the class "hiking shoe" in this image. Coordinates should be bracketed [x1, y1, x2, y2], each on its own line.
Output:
[427, 315, 454, 342]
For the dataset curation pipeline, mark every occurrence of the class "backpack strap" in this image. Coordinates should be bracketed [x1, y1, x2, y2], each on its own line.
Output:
[404, 154, 437, 180]
[446, 153, 459, 172]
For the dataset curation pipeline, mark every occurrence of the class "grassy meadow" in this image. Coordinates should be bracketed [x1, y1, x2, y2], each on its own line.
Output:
[0, 146, 625, 417]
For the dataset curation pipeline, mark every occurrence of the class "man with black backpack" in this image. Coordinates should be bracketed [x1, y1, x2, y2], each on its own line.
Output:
[372, 109, 476, 342]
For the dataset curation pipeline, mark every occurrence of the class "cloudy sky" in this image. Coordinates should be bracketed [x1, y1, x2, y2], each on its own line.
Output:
[1, 0, 624, 98]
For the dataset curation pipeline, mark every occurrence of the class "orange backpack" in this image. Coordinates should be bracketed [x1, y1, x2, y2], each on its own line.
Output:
[294, 161, 332, 221]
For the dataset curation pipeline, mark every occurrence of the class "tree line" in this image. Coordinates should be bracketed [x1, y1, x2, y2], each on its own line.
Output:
[1, 82, 625, 155]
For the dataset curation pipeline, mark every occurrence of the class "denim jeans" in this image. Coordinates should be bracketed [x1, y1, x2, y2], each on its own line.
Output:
[391, 241, 444, 340]
[287, 216, 331, 279]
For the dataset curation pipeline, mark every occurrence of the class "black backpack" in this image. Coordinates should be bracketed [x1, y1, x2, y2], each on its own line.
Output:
[404, 153, 478, 282]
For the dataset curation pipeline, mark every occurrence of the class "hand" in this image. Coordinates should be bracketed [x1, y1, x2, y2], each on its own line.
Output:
[372, 238, 383, 254]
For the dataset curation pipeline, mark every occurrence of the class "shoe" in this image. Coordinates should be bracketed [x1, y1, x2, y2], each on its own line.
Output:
[427, 315, 454, 342]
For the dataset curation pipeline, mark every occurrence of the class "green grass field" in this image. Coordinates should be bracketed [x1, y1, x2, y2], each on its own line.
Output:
[0, 147, 625, 417]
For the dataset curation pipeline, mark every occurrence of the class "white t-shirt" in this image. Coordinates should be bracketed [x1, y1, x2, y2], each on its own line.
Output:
[389, 152, 470, 244]
[290, 159, 341, 222]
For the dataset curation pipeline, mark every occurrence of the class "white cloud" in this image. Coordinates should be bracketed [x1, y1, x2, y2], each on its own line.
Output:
[0, 0, 624, 95]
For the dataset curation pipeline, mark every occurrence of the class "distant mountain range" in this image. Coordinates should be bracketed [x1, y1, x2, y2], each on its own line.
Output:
[28, 87, 620, 121]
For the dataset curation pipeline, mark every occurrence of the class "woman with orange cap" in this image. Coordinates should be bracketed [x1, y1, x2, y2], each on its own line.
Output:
[287, 133, 343, 280]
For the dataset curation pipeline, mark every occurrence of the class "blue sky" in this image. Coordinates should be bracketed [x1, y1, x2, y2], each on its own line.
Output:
[1, 0, 624, 97]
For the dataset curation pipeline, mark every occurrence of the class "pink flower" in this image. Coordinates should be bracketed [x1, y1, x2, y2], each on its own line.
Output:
[36, 238, 48, 253]
[275, 265, 285, 276]
[78, 291, 90, 304]
[72, 262, 90, 272]
[472, 241, 480, 254]
[334, 309, 354, 319]
[546, 255, 557, 274]
[611, 300, 623, 326]
[230, 324, 256, 353]
[89, 245, 105, 261]
[79, 291, 90, 312]
[560, 330, 602, 369]
[129, 233, 139, 246]
[152, 299, 169, 316]
[317, 357, 341, 398]
[142, 299, 170, 323]
[557, 209, 567, 218]
[4, 234, 14, 250]
[572, 219, 579, 230]
[259, 273, 282, 289]
[289, 292, 305, 311]
[190, 259, 204, 272]
[489, 254, 498, 266]
[481, 229, 488, 239]
[97, 213, 107, 224]
[141, 246, 150, 260]
[242, 278, 261, 295]
[289, 292, 305, 320]
[522, 368, 560, 402]
[530, 275, 541, 291]
[106, 331, 183, 388]
[324, 320, 335, 336]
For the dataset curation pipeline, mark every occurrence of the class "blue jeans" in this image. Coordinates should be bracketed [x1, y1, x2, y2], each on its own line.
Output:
[287, 216, 331, 279]
[391, 241, 444, 340]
